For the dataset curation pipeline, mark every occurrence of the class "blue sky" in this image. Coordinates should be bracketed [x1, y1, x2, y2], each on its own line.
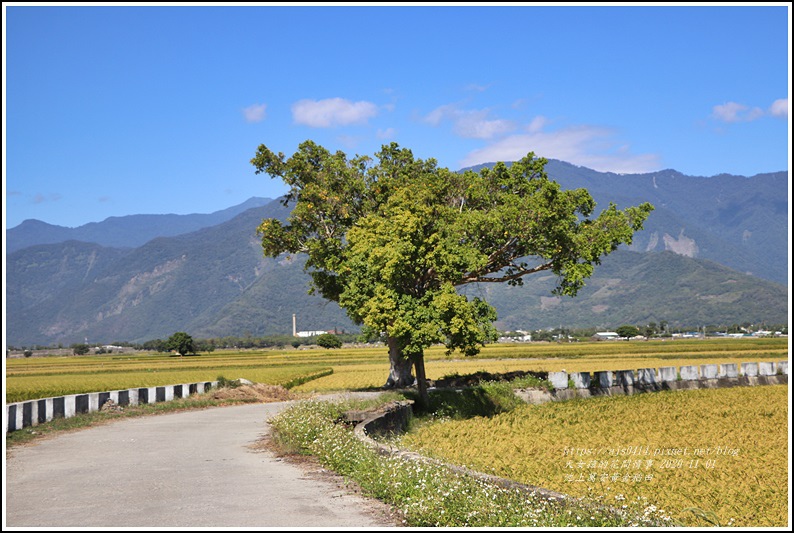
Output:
[3, 3, 791, 229]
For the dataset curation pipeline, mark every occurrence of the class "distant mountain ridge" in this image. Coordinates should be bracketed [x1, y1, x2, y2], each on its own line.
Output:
[463, 160, 789, 285]
[6, 196, 272, 253]
[4, 161, 789, 346]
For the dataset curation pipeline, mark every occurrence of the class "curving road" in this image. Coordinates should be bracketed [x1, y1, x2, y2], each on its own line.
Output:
[5, 398, 400, 528]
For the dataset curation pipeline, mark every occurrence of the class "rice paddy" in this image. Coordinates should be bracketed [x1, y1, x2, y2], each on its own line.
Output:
[6, 337, 788, 402]
[397, 385, 789, 527]
[5, 336, 790, 526]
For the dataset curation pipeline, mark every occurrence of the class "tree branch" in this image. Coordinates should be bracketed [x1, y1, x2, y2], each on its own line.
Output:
[458, 260, 555, 285]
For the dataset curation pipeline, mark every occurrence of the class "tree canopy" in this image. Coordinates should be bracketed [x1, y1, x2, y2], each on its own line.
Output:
[166, 331, 196, 356]
[252, 141, 653, 405]
[616, 325, 641, 339]
[316, 333, 343, 349]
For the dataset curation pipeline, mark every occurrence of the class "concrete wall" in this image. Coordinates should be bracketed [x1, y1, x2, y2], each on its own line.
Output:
[515, 360, 787, 404]
[5, 381, 217, 433]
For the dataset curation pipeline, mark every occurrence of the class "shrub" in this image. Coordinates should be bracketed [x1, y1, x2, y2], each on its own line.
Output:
[216, 375, 241, 389]
[71, 343, 90, 356]
[412, 381, 523, 419]
[316, 333, 343, 349]
[166, 332, 195, 356]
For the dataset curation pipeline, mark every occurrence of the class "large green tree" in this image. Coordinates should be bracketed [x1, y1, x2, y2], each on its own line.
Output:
[616, 325, 641, 339]
[166, 331, 196, 357]
[252, 141, 653, 406]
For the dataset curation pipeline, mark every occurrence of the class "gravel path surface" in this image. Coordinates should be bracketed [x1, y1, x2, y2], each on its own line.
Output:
[5, 395, 400, 528]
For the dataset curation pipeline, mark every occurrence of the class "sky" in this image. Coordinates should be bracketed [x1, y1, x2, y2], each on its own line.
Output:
[3, 3, 791, 229]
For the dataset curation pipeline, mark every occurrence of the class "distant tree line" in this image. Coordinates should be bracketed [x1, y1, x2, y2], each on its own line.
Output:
[497, 321, 788, 342]
[6, 321, 787, 355]
[138, 332, 363, 352]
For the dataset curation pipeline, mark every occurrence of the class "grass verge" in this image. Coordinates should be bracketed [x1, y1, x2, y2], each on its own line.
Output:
[267, 393, 673, 527]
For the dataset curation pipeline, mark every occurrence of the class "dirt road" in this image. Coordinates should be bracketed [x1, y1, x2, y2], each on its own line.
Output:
[5, 399, 400, 528]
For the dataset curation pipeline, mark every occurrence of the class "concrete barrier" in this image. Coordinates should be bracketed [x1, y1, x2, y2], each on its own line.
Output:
[571, 372, 591, 389]
[637, 368, 659, 391]
[718, 364, 738, 378]
[701, 364, 719, 379]
[594, 371, 613, 388]
[5, 381, 217, 433]
[680, 366, 699, 381]
[548, 371, 569, 390]
[658, 367, 677, 383]
[511, 360, 786, 406]
[615, 370, 635, 388]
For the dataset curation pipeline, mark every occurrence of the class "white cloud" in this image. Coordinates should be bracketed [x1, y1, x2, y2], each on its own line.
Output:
[711, 100, 780, 123]
[527, 116, 548, 133]
[292, 98, 378, 128]
[459, 120, 660, 174]
[423, 104, 455, 126]
[32, 193, 62, 204]
[242, 103, 267, 123]
[769, 98, 788, 117]
[712, 102, 750, 123]
[464, 83, 490, 92]
[423, 104, 515, 139]
[376, 127, 396, 139]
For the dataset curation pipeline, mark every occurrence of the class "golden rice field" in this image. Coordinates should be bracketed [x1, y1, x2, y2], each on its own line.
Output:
[292, 337, 788, 392]
[397, 385, 789, 527]
[4, 350, 334, 402]
[5, 337, 788, 402]
[5, 337, 789, 526]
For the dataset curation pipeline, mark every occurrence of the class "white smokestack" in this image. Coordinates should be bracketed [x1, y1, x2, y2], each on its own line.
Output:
[293, 314, 297, 337]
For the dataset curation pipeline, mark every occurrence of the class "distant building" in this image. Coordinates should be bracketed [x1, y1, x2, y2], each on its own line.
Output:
[295, 330, 331, 338]
[592, 332, 620, 341]
[497, 333, 532, 343]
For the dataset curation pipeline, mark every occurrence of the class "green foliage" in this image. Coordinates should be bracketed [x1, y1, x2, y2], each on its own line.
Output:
[616, 325, 641, 338]
[142, 338, 167, 352]
[71, 343, 90, 356]
[166, 331, 195, 356]
[194, 339, 215, 353]
[315, 333, 343, 349]
[407, 381, 523, 419]
[508, 374, 553, 391]
[252, 141, 654, 393]
[215, 375, 242, 388]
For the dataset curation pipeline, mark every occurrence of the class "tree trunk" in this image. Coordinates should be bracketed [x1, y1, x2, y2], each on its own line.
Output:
[413, 352, 430, 410]
[384, 336, 415, 388]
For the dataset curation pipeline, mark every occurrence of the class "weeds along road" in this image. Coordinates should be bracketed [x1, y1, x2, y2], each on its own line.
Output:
[5, 395, 399, 528]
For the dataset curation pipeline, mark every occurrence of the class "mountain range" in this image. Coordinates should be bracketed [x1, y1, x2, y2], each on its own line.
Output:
[6, 196, 273, 253]
[5, 161, 789, 346]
